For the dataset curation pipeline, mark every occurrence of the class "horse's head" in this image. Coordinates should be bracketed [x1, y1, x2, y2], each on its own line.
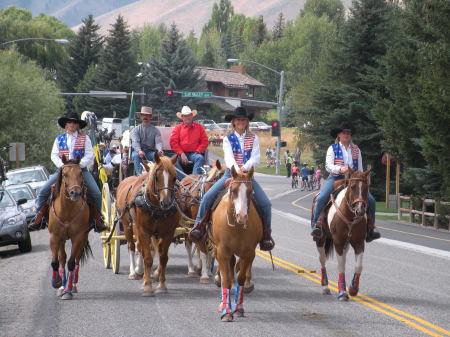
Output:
[229, 166, 254, 225]
[347, 168, 371, 217]
[61, 155, 84, 201]
[145, 153, 178, 209]
[206, 160, 225, 183]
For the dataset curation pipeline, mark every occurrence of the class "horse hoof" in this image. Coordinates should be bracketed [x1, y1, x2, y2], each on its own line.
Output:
[200, 277, 210, 284]
[61, 292, 73, 300]
[56, 287, 64, 297]
[221, 313, 233, 322]
[322, 287, 331, 295]
[338, 293, 349, 301]
[234, 310, 244, 318]
[194, 266, 202, 275]
[349, 287, 359, 297]
[52, 279, 62, 289]
[72, 285, 78, 294]
[244, 283, 254, 294]
[155, 287, 168, 294]
[128, 273, 138, 280]
[187, 271, 197, 278]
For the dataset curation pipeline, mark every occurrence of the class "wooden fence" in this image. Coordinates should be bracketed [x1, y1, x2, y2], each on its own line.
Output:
[398, 195, 450, 229]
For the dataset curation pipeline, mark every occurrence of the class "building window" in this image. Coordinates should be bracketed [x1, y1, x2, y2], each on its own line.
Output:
[228, 88, 239, 97]
[247, 87, 254, 97]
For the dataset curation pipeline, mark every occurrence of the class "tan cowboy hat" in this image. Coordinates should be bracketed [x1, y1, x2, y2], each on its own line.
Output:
[138, 106, 153, 115]
[176, 106, 197, 119]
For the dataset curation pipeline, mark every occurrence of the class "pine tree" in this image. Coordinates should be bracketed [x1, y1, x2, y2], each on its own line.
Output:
[58, 15, 103, 108]
[89, 15, 139, 118]
[143, 24, 203, 123]
[272, 13, 285, 41]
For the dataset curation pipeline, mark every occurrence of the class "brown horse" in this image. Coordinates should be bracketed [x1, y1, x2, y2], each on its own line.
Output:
[178, 160, 225, 283]
[115, 153, 180, 295]
[48, 156, 92, 300]
[210, 166, 263, 322]
[314, 168, 371, 301]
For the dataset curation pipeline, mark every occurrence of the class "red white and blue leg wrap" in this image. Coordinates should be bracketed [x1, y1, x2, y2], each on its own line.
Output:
[338, 273, 346, 297]
[233, 281, 244, 314]
[220, 287, 233, 319]
[59, 268, 67, 288]
[74, 264, 80, 284]
[62, 270, 74, 295]
[350, 273, 360, 293]
[321, 268, 329, 286]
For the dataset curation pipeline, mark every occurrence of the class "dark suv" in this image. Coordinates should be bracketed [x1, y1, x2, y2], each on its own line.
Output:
[0, 188, 32, 253]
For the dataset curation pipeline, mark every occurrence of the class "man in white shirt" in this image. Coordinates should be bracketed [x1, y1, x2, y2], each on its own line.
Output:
[29, 111, 106, 232]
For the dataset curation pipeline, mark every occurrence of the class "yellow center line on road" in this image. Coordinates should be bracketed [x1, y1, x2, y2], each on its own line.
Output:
[255, 250, 450, 337]
[290, 192, 449, 242]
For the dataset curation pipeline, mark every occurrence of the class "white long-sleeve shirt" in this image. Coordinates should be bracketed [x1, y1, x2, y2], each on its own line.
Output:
[51, 131, 94, 169]
[223, 131, 260, 172]
[325, 142, 363, 175]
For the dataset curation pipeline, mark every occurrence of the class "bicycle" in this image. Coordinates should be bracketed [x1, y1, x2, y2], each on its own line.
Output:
[291, 174, 298, 189]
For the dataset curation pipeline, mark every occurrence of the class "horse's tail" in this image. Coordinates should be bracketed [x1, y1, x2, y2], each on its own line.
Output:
[79, 240, 93, 265]
[324, 236, 334, 259]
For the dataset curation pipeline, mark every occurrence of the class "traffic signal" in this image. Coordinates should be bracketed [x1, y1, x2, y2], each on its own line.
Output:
[271, 120, 280, 137]
[165, 89, 174, 97]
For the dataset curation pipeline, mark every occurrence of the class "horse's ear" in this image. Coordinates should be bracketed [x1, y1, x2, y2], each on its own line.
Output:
[75, 155, 81, 164]
[247, 166, 254, 179]
[231, 165, 238, 178]
[154, 152, 160, 164]
[171, 154, 178, 165]
[215, 159, 221, 170]
[364, 168, 372, 184]
[62, 154, 67, 164]
[142, 162, 151, 172]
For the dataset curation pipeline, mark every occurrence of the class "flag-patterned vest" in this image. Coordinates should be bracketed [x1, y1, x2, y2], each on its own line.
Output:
[227, 132, 255, 167]
[57, 133, 86, 159]
[331, 143, 359, 176]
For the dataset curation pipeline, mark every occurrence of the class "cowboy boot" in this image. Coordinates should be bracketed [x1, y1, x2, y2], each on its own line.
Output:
[189, 220, 206, 242]
[366, 215, 381, 242]
[28, 204, 49, 231]
[259, 232, 275, 251]
[310, 221, 322, 236]
[89, 204, 108, 233]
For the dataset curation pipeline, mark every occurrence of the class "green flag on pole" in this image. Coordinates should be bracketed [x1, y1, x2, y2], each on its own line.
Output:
[122, 91, 137, 131]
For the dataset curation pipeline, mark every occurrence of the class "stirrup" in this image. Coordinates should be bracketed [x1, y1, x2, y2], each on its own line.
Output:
[259, 236, 275, 251]
[310, 225, 322, 237]
[366, 229, 380, 242]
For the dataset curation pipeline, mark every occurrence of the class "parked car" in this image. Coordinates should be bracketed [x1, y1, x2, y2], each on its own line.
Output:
[5, 184, 37, 223]
[217, 123, 232, 131]
[204, 124, 225, 131]
[0, 187, 32, 253]
[197, 119, 217, 127]
[250, 121, 272, 132]
[5, 165, 49, 195]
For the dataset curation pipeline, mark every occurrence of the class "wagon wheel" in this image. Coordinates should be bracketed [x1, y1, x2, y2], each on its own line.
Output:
[101, 183, 112, 269]
[110, 202, 121, 274]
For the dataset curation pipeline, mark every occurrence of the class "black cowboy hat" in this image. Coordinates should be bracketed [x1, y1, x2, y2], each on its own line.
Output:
[224, 107, 254, 123]
[330, 122, 355, 138]
[57, 111, 87, 129]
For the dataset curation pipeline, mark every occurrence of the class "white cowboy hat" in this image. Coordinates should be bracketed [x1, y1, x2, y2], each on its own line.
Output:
[176, 106, 197, 119]
[138, 106, 153, 115]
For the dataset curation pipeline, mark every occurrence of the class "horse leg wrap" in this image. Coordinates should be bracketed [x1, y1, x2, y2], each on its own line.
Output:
[220, 287, 233, 319]
[350, 273, 360, 295]
[321, 268, 329, 286]
[63, 270, 75, 294]
[74, 264, 80, 284]
[59, 268, 67, 288]
[338, 273, 346, 296]
[233, 281, 245, 314]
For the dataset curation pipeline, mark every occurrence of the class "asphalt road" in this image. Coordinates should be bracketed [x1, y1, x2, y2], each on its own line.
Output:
[1, 173, 449, 337]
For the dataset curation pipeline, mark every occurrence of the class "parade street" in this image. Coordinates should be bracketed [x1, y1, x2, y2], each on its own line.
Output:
[1, 173, 449, 337]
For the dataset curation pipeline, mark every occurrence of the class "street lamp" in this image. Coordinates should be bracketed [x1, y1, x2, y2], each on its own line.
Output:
[0, 38, 70, 47]
[227, 58, 285, 175]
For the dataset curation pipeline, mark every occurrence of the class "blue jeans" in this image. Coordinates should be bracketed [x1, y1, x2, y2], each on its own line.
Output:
[195, 169, 272, 233]
[36, 168, 102, 214]
[175, 152, 205, 180]
[132, 149, 156, 175]
[311, 175, 376, 227]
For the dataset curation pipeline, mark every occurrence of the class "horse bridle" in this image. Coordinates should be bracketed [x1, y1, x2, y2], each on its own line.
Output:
[227, 179, 252, 227]
[346, 177, 368, 212]
[61, 164, 86, 200]
[144, 164, 177, 211]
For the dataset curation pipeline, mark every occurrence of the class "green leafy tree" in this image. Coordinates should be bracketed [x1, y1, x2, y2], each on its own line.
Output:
[88, 15, 139, 118]
[132, 23, 167, 62]
[302, 0, 345, 22]
[143, 24, 203, 122]
[0, 50, 64, 169]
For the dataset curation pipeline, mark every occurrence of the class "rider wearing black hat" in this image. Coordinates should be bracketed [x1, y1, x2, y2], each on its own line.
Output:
[310, 122, 380, 242]
[29, 111, 107, 232]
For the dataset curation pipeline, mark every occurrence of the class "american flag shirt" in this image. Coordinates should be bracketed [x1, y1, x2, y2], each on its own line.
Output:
[223, 131, 260, 171]
[51, 131, 94, 169]
[326, 143, 362, 176]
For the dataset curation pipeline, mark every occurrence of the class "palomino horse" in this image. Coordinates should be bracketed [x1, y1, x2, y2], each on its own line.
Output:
[210, 166, 263, 322]
[314, 168, 371, 301]
[48, 156, 92, 300]
[178, 160, 225, 283]
[115, 154, 180, 295]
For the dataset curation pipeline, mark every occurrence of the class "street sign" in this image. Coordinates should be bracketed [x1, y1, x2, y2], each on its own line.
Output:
[182, 91, 212, 98]
[9, 143, 25, 161]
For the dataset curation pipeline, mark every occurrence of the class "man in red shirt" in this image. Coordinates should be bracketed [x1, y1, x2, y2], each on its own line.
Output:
[170, 106, 209, 179]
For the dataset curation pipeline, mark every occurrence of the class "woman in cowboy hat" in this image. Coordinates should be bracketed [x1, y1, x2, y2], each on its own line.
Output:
[189, 107, 275, 251]
[169, 105, 209, 179]
[310, 122, 380, 242]
[29, 111, 106, 232]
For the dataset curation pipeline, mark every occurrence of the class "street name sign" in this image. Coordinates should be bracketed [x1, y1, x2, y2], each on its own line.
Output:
[182, 91, 212, 98]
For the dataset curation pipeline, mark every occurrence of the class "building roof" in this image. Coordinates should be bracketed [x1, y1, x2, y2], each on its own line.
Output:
[196, 67, 265, 89]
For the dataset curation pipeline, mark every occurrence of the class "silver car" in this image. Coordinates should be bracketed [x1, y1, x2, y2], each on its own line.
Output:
[5, 184, 37, 223]
[5, 165, 49, 195]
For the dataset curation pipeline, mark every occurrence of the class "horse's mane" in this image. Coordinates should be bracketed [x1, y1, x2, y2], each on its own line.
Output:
[146, 156, 176, 182]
